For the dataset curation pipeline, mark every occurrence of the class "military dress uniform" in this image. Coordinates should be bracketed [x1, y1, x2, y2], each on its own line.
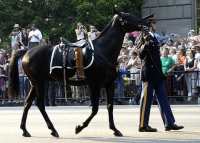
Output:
[138, 32, 184, 132]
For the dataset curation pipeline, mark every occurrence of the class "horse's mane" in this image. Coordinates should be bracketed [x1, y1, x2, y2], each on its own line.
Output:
[95, 15, 118, 40]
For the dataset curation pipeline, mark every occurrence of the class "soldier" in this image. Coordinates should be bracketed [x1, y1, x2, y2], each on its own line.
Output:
[138, 17, 184, 132]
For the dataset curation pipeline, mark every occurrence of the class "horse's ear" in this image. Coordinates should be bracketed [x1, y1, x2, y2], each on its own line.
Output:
[113, 4, 120, 15]
[143, 14, 154, 20]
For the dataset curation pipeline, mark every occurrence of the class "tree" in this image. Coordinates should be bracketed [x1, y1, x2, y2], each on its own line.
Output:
[0, 0, 143, 49]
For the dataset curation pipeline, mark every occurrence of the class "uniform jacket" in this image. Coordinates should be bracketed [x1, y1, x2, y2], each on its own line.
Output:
[139, 33, 166, 86]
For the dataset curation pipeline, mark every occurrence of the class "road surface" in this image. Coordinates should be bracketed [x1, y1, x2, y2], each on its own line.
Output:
[0, 105, 199, 143]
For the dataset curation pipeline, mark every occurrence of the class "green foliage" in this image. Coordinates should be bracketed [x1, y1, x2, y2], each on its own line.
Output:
[0, 0, 143, 49]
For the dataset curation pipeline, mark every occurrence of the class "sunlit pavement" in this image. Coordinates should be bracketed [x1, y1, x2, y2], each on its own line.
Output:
[0, 105, 199, 143]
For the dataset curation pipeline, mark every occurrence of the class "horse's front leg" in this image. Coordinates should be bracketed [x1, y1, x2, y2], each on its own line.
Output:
[106, 83, 123, 137]
[75, 87, 100, 134]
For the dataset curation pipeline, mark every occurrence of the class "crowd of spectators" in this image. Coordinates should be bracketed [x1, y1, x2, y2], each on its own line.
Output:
[1, 22, 200, 104]
[0, 23, 44, 100]
[117, 29, 200, 102]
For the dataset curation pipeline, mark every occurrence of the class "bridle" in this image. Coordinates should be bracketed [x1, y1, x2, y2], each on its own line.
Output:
[118, 17, 127, 26]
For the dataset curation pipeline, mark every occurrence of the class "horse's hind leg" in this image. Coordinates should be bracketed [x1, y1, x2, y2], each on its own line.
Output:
[75, 87, 100, 134]
[36, 82, 59, 137]
[20, 86, 36, 137]
[106, 83, 123, 136]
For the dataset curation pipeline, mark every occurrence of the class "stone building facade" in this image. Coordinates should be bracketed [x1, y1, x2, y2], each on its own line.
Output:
[142, 0, 199, 36]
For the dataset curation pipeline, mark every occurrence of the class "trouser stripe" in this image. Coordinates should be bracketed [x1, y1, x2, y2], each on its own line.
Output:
[140, 82, 148, 128]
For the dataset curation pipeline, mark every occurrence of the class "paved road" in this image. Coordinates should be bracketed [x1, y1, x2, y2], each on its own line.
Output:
[0, 105, 199, 143]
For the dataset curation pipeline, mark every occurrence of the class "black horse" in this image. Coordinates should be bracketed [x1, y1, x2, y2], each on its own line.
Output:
[8, 11, 152, 137]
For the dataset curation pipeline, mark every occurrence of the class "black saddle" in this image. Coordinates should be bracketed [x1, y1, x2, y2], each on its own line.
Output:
[50, 39, 94, 74]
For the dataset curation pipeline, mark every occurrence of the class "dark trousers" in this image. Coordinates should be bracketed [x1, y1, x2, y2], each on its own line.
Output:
[139, 80, 175, 128]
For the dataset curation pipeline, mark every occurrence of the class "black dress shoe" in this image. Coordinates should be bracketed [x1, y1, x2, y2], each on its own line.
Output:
[165, 124, 184, 131]
[139, 126, 157, 132]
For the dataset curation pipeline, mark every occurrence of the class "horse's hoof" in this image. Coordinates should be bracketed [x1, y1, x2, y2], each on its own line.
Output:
[22, 131, 31, 137]
[75, 125, 82, 134]
[114, 130, 123, 137]
[51, 131, 59, 138]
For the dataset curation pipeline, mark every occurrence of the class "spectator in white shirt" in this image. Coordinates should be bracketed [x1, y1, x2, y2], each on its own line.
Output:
[194, 45, 200, 60]
[28, 24, 42, 48]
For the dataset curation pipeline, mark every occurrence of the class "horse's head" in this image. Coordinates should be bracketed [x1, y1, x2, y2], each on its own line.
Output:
[114, 11, 153, 32]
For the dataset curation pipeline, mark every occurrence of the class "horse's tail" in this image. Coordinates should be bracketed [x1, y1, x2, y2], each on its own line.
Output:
[8, 49, 27, 98]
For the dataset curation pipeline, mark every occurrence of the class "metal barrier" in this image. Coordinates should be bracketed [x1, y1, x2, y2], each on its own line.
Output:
[0, 70, 200, 106]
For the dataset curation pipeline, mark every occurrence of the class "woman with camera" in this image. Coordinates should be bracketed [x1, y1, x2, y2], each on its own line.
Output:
[75, 22, 87, 41]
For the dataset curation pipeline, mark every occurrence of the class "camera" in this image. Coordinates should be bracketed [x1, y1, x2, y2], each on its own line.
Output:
[80, 25, 84, 29]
